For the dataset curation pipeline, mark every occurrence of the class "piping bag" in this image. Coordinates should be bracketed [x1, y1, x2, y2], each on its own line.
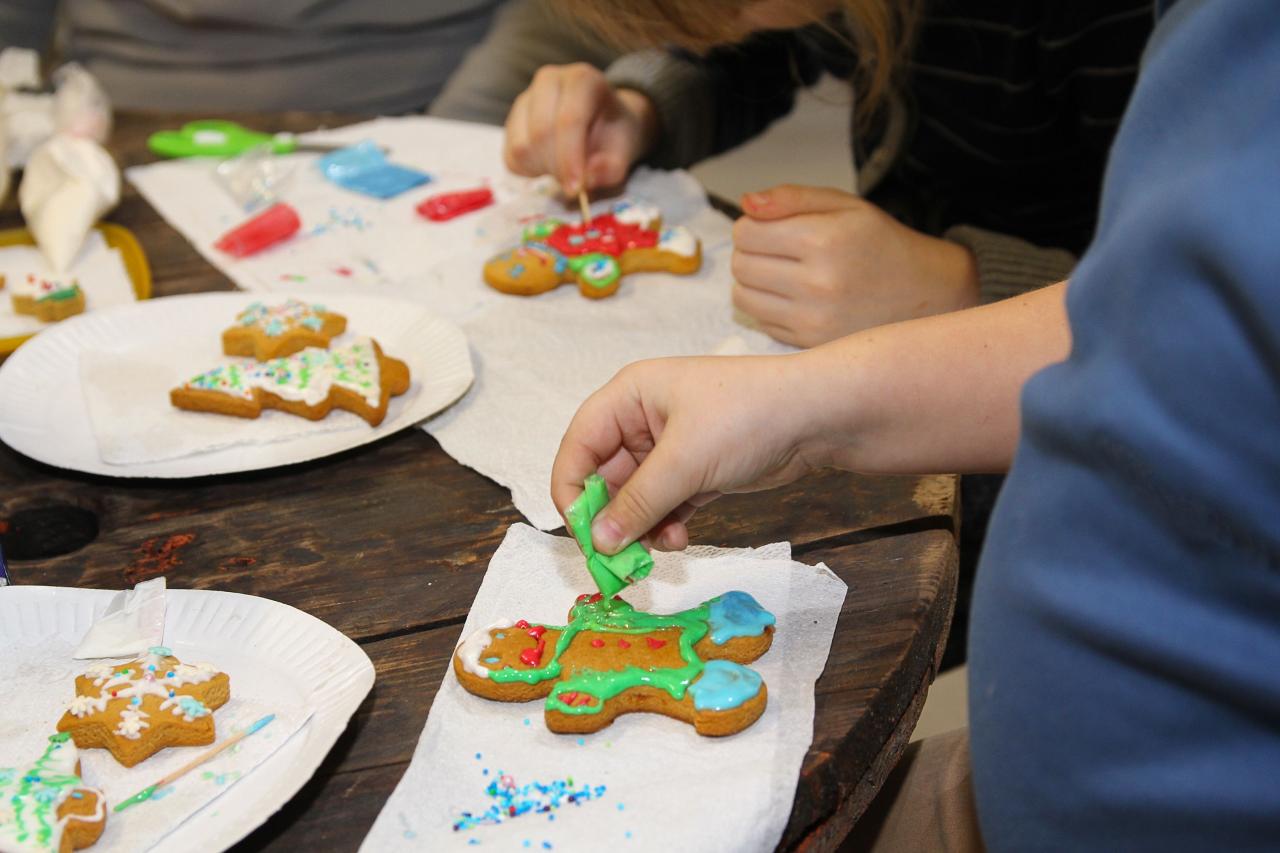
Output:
[564, 473, 653, 597]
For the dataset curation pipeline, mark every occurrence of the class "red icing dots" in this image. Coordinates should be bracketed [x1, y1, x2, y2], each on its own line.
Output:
[544, 214, 659, 259]
[514, 619, 531, 629]
[645, 638, 667, 650]
[617, 639, 631, 649]
[590, 638, 605, 648]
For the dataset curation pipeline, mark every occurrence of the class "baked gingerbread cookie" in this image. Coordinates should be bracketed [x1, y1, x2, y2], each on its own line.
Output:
[6, 273, 86, 322]
[56, 646, 230, 768]
[170, 337, 411, 426]
[453, 591, 775, 736]
[484, 200, 701, 299]
[0, 733, 107, 853]
[223, 299, 348, 360]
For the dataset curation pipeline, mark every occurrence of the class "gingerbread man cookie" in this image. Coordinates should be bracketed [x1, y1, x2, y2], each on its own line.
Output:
[0, 733, 107, 853]
[170, 337, 411, 426]
[56, 646, 230, 768]
[483, 200, 701, 299]
[453, 591, 775, 736]
[223, 299, 348, 360]
[5, 273, 86, 322]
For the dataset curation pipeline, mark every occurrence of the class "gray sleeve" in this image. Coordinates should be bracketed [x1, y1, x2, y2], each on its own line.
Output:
[429, 0, 620, 126]
[943, 225, 1077, 303]
[604, 49, 717, 169]
[0, 0, 59, 52]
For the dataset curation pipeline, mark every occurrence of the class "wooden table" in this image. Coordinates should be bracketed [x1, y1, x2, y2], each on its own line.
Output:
[0, 113, 959, 851]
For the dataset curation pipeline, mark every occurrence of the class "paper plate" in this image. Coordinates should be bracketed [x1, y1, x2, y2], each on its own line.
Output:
[0, 222, 153, 354]
[0, 585, 375, 852]
[0, 291, 473, 477]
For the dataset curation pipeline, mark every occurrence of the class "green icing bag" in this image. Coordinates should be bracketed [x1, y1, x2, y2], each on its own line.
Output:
[565, 474, 654, 597]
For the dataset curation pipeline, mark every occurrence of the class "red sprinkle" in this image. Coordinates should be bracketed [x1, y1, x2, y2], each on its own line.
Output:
[590, 638, 605, 648]
[646, 638, 667, 650]
[617, 639, 631, 649]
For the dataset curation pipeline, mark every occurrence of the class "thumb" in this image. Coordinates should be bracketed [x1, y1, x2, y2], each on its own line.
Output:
[741, 184, 863, 221]
[591, 442, 698, 555]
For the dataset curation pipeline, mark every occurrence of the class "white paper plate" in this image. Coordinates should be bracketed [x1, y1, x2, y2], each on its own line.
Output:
[0, 585, 375, 852]
[0, 292, 473, 476]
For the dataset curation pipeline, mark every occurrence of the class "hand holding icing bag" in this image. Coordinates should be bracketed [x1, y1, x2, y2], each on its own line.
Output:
[565, 473, 653, 597]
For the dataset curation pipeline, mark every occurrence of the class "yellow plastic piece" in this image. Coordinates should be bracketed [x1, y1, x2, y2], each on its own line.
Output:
[0, 222, 152, 355]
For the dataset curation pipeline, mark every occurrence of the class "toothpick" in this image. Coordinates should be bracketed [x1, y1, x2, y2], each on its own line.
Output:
[578, 188, 592, 225]
[114, 714, 276, 812]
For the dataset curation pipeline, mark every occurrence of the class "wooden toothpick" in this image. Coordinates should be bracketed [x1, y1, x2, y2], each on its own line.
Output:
[578, 188, 592, 225]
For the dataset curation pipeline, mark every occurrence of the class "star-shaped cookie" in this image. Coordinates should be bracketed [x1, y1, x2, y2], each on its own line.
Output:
[56, 646, 230, 767]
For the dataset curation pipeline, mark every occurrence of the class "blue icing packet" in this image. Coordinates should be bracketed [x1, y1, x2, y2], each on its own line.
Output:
[707, 591, 776, 645]
[318, 141, 430, 199]
[688, 660, 763, 711]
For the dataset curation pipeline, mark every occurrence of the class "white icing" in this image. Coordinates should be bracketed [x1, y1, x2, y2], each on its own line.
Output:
[67, 648, 221, 734]
[611, 199, 660, 227]
[0, 737, 106, 853]
[10, 273, 78, 300]
[66, 693, 108, 717]
[182, 337, 384, 408]
[115, 707, 150, 739]
[456, 620, 514, 679]
[658, 226, 699, 258]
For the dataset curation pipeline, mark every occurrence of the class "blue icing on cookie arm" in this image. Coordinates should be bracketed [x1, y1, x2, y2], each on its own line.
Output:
[707, 591, 776, 644]
[565, 474, 654, 597]
[689, 660, 763, 711]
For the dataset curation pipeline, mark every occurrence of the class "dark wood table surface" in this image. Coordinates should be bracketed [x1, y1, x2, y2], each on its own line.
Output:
[0, 112, 959, 851]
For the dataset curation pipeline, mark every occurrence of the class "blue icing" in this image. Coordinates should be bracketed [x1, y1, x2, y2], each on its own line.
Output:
[554, 256, 568, 274]
[688, 660, 762, 711]
[265, 318, 284, 336]
[174, 695, 210, 718]
[149, 646, 172, 656]
[301, 316, 323, 331]
[510, 263, 525, 278]
[706, 591, 775, 645]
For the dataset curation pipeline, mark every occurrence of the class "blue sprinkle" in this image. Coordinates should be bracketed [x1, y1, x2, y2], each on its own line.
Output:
[482, 769, 489, 776]
[625, 831, 632, 840]
[548, 814, 555, 822]
[71, 792, 84, 799]
[617, 803, 625, 811]
[523, 718, 531, 726]
[475, 752, 482, 760]
[543, 843, 553, 850]
[468, 840, 481, 846]
[523, 841, 531, 849]
[576, 738, 584, 746]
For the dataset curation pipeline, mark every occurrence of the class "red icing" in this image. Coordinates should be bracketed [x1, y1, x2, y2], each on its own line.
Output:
[560, 691, 579, 705]
[527, 625, 547, 640]
[514, 619, 531, 629]
[588, 593, 604, 604]
[645, 638, 667, 650]
[520, 639, 546, 667]
[576, 593, 592, 603]
[590, 638, 605, 648]
[543, 214, 659, 259]
[417, 187, 493, 221]
[617, 639, 631, 649]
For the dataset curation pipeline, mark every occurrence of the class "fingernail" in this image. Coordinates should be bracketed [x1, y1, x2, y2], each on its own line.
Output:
[591, 514, 627, 554]
[742, 191, 770, 211]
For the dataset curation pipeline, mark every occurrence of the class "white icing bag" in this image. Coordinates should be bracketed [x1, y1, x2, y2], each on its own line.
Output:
[20, 133, 121, 271]
[74, 576, 167, 658]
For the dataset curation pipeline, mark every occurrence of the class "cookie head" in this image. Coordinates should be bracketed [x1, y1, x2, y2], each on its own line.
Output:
[483, 246, 566, 296]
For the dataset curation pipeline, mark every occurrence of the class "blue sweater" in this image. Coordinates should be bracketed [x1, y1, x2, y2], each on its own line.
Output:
[970, 0, 1280, 849]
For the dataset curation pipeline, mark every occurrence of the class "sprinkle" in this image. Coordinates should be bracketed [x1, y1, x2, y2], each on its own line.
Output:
[475, 752, 482, 760]
[576, 738, 585, 747]
[451, 771, 608, 832]
[617, 803, 625, 811]
[543, 843, 553, 850]
[523, 718, 531, 726]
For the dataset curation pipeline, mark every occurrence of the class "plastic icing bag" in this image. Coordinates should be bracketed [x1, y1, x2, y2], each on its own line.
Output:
[74, 577, 167, 658]
[317, 140, 429, 199]
[565, 474, 654, 597]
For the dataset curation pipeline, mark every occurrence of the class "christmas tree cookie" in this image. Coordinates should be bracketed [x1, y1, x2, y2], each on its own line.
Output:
[0, 734, 107, 852]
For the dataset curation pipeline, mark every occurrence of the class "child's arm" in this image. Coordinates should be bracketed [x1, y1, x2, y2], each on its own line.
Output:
[551, 281, 1070, 554]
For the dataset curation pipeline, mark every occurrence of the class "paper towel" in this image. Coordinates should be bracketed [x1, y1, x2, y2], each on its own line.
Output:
[0, 230, 137, 339]
[361, 523, 847, 852]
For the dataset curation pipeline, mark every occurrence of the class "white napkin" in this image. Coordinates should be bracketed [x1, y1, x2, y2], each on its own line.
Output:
[75, 578, 167, 659]
[79, 341, 365, 466]
[20, 134, 121, 271]
[0, 230, 137, 338]
[423, 242, 789, 530]
[362, 523, 846, 852]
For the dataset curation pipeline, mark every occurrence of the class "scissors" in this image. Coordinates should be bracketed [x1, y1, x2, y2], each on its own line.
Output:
[147, 120, 351, 159]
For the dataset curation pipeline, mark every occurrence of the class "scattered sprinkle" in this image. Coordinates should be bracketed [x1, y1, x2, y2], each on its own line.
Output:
[452, 772, 608, 832]
[523, 718, 531, 726]
[576, 738, 584, 747]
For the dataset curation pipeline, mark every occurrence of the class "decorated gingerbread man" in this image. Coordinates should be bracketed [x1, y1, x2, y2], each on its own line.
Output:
[483, 200, 701, 299]
[453, 590, 776, 736]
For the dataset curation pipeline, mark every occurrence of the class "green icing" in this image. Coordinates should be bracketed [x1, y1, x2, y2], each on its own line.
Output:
[523, 219, 563, 242]
[565, 474, 653, 597]
[489, 595, 712, 716]
[0, 733, 83, 850]
[36, 284, 81, 303]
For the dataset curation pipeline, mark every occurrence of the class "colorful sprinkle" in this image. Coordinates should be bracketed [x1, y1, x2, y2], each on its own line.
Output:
[451, 772, 607, 832]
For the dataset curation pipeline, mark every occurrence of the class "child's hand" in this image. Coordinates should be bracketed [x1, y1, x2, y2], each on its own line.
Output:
[733, 185, 981, 347]
[503, 63, 659, 194]
[551, 354, 831, 556]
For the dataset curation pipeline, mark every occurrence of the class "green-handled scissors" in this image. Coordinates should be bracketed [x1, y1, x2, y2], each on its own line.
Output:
[147, 119, 347, 159]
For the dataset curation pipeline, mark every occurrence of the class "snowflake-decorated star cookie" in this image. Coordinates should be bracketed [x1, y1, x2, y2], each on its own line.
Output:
[56, 646, 230, 768]
[4, 273, 85, 322]
[483, 200, 701, 299]
[453, 591, 775, 736]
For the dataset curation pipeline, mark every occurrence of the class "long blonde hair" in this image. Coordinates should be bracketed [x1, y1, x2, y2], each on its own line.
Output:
[552, 0, 917, 120]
